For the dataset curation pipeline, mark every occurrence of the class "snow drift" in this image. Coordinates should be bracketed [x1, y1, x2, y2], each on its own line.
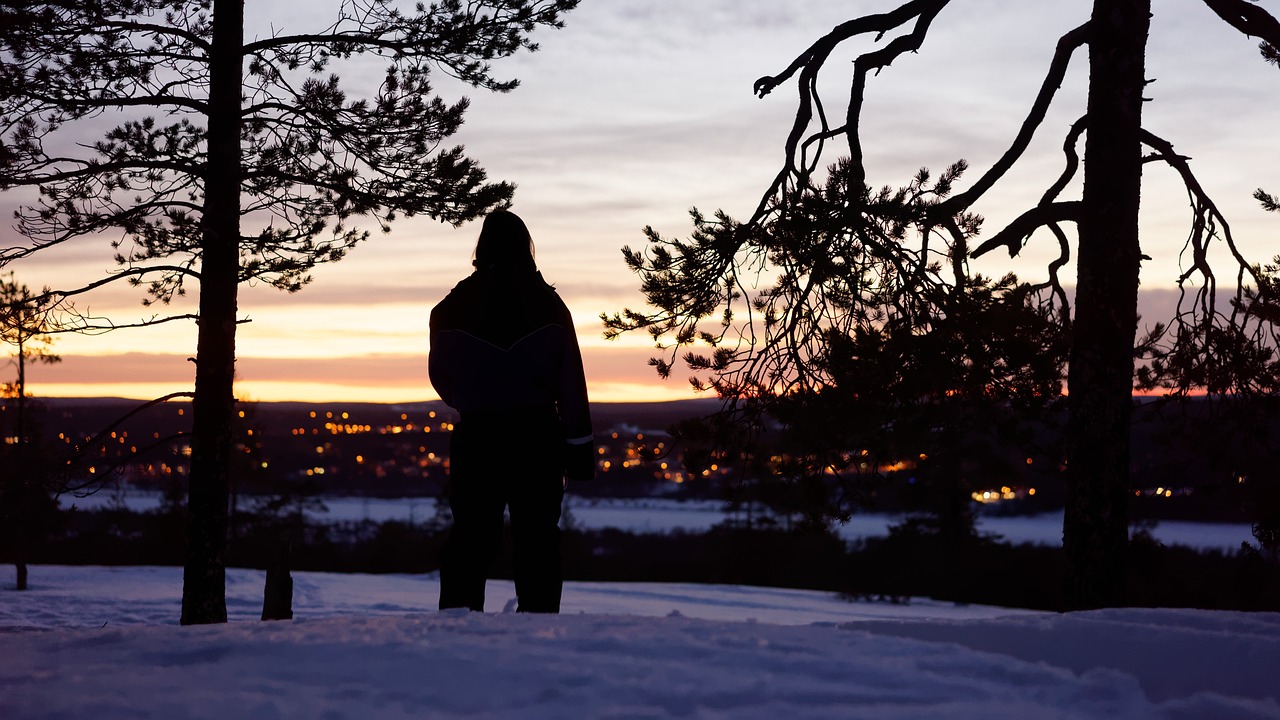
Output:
[1, 566, 1276, 719]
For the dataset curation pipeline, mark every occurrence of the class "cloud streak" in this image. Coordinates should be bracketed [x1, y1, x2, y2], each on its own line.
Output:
[25, 345, 691, 401]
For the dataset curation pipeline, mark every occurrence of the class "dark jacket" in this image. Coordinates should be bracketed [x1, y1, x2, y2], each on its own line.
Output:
[428, 268, 592, 445]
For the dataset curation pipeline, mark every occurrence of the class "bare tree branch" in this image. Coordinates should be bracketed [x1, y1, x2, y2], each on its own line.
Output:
[971, 201, 1083, 258]
[1202, 0, 1280, 47]
[752, 1, 952, 198]
[58, 392, 195, 497]
[46, 312, 203, 336]
[933, 25, 1090, 218]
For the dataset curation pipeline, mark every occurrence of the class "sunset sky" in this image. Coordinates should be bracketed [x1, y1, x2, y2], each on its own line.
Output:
[8, 0, 1279, 404]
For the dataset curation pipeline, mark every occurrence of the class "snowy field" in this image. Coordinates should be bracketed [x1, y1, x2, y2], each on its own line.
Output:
[2, 565, 1278, 719]
[62, 492, 1258, 552]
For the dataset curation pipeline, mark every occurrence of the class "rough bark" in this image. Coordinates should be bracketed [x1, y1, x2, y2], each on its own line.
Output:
[13, 337, 30, 592]
[1063, 0, 1151, 609]
[16, 333, 25, 445]
[181, 0, 243, 625]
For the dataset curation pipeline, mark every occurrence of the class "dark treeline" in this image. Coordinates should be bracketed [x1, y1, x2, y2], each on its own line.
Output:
[23, 502, 1280, 613]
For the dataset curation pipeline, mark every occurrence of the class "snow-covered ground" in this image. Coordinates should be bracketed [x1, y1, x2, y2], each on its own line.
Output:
[62, 492, 1258, 552]
[2, 565, 1278, 719]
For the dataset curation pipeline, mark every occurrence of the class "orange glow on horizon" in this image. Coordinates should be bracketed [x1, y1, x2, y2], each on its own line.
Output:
[25, 378, 703, 405]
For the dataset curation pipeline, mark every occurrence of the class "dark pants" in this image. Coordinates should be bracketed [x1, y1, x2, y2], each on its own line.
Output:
[438, 407, 564, 613]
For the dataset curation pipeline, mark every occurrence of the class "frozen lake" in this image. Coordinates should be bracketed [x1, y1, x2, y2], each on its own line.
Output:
[60, 491, 1257, 553]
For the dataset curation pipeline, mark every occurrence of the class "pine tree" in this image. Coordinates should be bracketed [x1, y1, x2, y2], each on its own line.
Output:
[0, 272, 61, 590]
[606, 0, 1280, 609]
[0, 0, 578, 622]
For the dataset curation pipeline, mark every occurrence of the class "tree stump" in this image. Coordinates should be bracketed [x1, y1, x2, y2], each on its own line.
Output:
[261, 540, 293, 621]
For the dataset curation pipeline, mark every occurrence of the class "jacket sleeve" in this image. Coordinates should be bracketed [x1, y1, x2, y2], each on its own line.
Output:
[555, 299, 594, 482]
[555, 303, 592, 442]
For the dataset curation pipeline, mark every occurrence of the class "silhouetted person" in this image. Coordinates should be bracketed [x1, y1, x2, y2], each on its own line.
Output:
[429, 209, 594, 613]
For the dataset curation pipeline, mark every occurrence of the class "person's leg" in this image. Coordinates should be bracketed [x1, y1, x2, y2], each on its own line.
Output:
[438, 423, 505, 611]
[507, 422, 566, 613]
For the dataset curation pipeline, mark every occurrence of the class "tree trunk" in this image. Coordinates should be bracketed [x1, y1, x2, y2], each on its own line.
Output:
[1063, 0, 1150, 610]
[16, 332, 25, 445]
[15, 336, 30, 592]
[181, 0, 243, 625]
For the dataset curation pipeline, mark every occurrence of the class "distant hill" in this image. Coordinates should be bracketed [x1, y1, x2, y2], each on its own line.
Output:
[33, 396, 724, 436]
